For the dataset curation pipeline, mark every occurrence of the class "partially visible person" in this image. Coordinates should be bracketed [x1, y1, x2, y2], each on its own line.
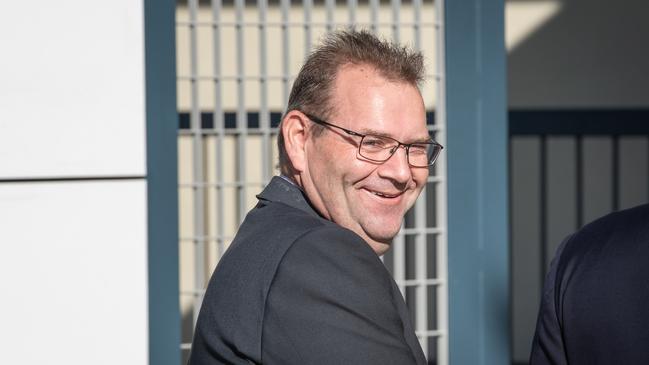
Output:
[530, 203, 649, 364]
[188, 29, 442, 364]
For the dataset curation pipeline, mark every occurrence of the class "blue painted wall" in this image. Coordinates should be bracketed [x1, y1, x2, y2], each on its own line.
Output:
[145, 0, 180, 364]
[445, 0, 510, 363]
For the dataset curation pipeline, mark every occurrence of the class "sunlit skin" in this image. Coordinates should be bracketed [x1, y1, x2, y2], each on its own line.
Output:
[283, 64, 429, 256]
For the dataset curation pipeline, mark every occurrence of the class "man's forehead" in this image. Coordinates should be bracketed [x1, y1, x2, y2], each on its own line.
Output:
[329, 65, 427, 138]
[333, 63, 393, 87]
[356, 124, 431, 141]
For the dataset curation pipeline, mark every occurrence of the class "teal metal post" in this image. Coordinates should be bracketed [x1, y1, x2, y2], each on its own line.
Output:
[145, 0, 180, 364]
[445, 0, 510, 363]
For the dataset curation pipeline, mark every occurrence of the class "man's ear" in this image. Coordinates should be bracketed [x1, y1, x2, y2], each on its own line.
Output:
[281, 110, 310, 173]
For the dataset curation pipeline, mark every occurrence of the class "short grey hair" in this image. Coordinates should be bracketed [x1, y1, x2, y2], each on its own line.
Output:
[277, 29, 425, 175]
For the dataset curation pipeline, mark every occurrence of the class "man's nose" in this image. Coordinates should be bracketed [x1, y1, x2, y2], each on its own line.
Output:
[377, 145, 412, 183]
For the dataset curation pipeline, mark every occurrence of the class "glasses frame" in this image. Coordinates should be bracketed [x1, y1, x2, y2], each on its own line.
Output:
[301, 112, 444, 167]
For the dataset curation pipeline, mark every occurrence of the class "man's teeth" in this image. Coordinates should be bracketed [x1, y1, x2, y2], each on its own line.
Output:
[372, 191, 394, 198]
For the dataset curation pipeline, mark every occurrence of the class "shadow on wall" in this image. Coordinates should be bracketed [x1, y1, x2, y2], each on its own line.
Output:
[508, 0, 649, 108]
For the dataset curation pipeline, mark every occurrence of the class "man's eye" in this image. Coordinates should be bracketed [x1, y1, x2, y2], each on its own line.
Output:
[362, 138, 388, 148]
[409, 144, 428, 155]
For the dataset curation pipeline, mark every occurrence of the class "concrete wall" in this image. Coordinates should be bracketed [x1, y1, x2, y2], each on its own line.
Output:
[0, 1, 149, 363]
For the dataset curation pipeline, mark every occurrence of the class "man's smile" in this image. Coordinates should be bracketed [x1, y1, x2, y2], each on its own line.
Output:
[361, 187, 408, 203]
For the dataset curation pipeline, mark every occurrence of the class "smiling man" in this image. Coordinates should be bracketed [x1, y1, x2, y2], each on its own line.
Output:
[189, 30, 442, 365]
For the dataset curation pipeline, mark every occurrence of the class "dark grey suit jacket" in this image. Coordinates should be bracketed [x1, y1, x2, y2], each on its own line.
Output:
[189, 176, 427, 365]
[530, 203, 649, 364]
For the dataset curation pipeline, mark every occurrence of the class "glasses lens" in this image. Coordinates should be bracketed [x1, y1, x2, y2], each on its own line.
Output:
[359, 135, 396, 161]
[359, 135, 442, 167]
[427, 144, 442, 166]
[409, 143, 443, 167]
[408, 143, 432, 167]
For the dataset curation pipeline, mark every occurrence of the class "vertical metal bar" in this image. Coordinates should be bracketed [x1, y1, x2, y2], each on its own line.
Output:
[235, 0, 248, 223]
[391, 0, 401, 42]
[369, 0, 379, 34]
[325, 0, 335, 32]
[304, 0, 313, 57]
[414, 192, 428, 355]
[612, 135, 619, 211]
[394, 228, 406, 296]
[435, 1, 449, 363]
[412, 0, 426, 353]
[259, 0, 271, 184]
[540, 135, 548, 275]
[576, 135, 583, 228]
[348, 0, 357, 27]
[281, 0, 291, 108]
[413, 0, 422, 50]
[189, 0, 205, 326]
[212, 0, 226, 260]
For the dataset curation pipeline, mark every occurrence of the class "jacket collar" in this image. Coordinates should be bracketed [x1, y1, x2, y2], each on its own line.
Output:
[257, 176, 321, 218]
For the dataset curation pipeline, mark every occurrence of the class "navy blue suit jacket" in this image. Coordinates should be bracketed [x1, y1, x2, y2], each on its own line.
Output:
[530, 203, 649, 364]
[188, 176, 426, 364]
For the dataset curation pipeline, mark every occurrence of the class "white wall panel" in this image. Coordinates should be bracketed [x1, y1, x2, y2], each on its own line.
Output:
[0, 0, 145, 178]
[0, 180, 148, 364]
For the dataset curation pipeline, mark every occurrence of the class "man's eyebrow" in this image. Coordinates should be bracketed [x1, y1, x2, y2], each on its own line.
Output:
[356, 128, 391, 137]
[410, 136, 435, 143]
[357, 128, 433, 143]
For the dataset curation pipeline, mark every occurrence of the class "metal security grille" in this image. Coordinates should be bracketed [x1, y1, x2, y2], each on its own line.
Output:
[509, 112, 649, 363]
[176, 0, 448, 363]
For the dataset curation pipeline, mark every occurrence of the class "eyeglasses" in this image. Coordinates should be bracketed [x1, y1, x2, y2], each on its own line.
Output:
[302, 112, 443, 167]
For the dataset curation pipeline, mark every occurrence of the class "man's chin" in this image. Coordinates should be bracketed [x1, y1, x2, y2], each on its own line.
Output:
[363, 233, 398, 256]
[366, 228, 401, 246]
[355, 220, 403, 250]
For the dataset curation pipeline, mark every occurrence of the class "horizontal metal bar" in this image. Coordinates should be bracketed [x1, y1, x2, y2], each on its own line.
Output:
[179, 180, 445, 194]
[179, 235, 235, 242]
[179, 181, 266, 188]
[179, 231, 443, 243]
[400, 227, 444, 235]
[510, 109, 649, 136]
[178, 127, 439, 136]
[395, 278, 444, 287]
[415, 330, 444, 338]
[177, 118, 440, 137]
[181, 289, 207, 296]
[176, 21, 440, 28]
[178, 75, 294, 82]
[177, 73, 442, 82]
[178, 176, 442, 189]
[178, 129, 279, 136]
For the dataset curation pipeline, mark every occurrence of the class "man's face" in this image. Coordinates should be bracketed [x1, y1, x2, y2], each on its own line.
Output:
[300, 64, 429, 255]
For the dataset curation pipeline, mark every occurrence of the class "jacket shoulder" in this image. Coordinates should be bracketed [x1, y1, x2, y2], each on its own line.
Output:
[261, 226, 424, 364]
[560, 203, 649, 260]
[190, 200, 332, 363]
